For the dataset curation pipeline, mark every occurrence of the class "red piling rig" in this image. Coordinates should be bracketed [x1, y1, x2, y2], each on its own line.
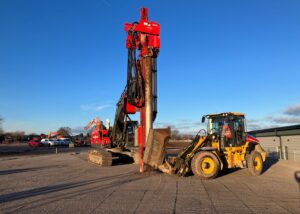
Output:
[85, 117, 111, 146]
[123, 8, 160, 172]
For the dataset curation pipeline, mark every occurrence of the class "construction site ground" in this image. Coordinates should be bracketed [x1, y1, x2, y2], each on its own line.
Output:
[0, 146, 299, 214]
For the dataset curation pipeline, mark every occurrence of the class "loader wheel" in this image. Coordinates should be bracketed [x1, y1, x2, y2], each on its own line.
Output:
[191, 152, 220, 179]
[247, 151, 263, 176]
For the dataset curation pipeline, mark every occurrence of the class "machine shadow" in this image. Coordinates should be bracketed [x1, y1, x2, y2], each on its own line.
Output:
[217, 157, 279, 177]
[262, 157, 279, 173]
[0, 168, 42, 176]
[217, 168, 241, 178]
[112, 154, 134, 166]
[0, 165, 64, 176]
[0, 172, 139, 204]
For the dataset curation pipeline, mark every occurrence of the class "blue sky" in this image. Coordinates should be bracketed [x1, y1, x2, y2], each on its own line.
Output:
[1, 0, 300, 134]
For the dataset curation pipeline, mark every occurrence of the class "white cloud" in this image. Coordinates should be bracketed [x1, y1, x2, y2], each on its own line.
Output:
[247, 115, 300, 131]
[257, 103, 300, 127]
[80, 103, 111, 112]
[154, 119, 205, 135]
[246, 119, 263, 131]
[283, 103, 300, 116]
[269, 116, 300, 124]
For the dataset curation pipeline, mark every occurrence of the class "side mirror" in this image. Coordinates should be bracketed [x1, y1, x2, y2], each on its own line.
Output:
[201, 116, 205, 123]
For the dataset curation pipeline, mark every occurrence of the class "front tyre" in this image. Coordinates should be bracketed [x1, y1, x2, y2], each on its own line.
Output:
[191, 151, 220, 179]
[247, 151, 263, 176]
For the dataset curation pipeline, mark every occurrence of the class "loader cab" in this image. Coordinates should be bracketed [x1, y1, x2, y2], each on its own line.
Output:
[204, 112, 246, 149]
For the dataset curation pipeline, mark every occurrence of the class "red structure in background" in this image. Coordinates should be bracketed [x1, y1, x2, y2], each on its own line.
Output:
[85, 117, 111, 146]
[47, 131, 64, 139]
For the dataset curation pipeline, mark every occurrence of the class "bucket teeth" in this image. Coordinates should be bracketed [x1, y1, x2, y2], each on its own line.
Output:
[158, 159, 174, 175]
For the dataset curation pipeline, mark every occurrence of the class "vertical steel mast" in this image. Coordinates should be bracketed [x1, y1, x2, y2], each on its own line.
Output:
[124, 8, 160, 172]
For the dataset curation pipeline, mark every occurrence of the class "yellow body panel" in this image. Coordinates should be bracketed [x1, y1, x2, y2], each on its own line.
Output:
[223, 147, 245, 168]
[211, 141, 220, 151]
[221, 141, 265, 169]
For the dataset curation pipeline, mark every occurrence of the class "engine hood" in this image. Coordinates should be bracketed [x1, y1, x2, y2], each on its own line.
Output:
[246, 134, 259, 143]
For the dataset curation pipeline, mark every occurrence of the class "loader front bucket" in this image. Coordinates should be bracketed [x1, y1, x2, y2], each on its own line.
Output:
[143, 128, 170, 169]
[158, 159, 175, 175]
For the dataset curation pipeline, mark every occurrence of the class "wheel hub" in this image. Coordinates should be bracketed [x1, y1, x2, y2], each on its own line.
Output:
[254, 156, 261, 171]
[201, 157, 215, 175]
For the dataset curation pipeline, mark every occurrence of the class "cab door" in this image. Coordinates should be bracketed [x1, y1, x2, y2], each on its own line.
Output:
[233, 117, 246, 146]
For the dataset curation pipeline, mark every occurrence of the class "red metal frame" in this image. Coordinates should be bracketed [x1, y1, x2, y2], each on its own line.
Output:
[124, 8, 160, 56]
[91, 129, 111, 146]
[124, 8, 160, 172]
[125, 100, 137, 114]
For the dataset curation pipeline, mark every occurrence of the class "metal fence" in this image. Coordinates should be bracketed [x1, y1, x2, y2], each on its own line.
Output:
[263, 146, 281, 159]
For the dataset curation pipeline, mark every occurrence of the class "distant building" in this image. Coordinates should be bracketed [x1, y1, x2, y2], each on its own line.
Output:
[248, 124, 300, 161]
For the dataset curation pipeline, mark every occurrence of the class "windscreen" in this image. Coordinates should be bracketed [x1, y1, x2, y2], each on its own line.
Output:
[208, 117, 224, 134]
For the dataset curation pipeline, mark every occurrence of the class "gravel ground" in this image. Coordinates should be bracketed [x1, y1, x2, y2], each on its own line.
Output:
[0, 150, 299, 214]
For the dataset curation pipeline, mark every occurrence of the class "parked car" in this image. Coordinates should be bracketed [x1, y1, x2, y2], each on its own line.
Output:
[57, 138, 72, 146]
[41, 139, 56, 146]
[28, 139, 44, 147]
[41, 138, 72, 146]
[40, 139, 48, 144]
[40, 139, 49, 146]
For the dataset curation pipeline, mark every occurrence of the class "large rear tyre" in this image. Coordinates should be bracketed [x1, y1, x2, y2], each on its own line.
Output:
[191, 152, 220, 179]
[247, 151, 263, 176]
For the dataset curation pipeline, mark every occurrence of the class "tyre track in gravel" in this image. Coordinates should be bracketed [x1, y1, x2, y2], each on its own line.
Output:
[1, 152, 136, 213]
[219, 172, 292, 214]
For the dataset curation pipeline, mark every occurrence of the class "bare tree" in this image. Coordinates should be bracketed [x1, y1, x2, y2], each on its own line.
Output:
[10, 131, 25, 143]
[171, 129, 194, 140]
[0, 117, 3, 134]
[171, 129, 181, 139]
[57, 127, 72, 137]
